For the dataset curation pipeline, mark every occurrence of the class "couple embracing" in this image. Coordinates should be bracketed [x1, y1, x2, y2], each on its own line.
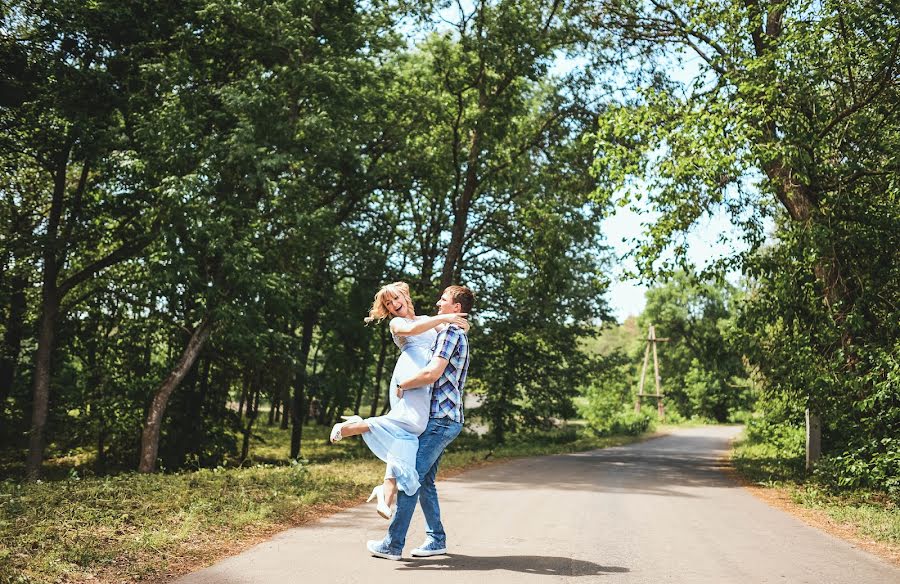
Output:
[329, 282, 475, 561]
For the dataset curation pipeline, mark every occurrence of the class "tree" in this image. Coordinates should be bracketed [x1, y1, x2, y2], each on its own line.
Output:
[386, 0, 614, 297]
[1, 1, 183, 478]
[131, 0, 404, 470]
[470, 186, 611, 442]
[593, 0, 900, 471]
[639, 272, 749, 422]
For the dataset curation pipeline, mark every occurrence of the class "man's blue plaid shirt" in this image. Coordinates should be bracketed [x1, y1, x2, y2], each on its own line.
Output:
[429, 325, 470, 423]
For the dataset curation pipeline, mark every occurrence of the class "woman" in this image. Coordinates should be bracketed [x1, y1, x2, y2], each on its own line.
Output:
[329, 282, 468, 519]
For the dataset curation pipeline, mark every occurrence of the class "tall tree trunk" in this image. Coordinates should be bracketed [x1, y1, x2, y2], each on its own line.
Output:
[760, 142, 844, 469]
[290, 308, 317, 459]
[324, 401, 340, 426]
[237, 372, 249, 418]
[87, 306, 106, 473]
[26, 274, 61, 480]
[273, 373, 288, 425]
[197, 356, 211, 418]
[24, 147, 71, 481]
[0, 274, 27, 407]
[352, 372, 365, 416]
[380, 389, 391, 416]
[749, 4, 830, 465]
[26, 151, 151, 479]
[138, 317, 213, 473]
[241, 374, 260, 463]
[492, 337, 516, 444]
[279, 381, 290, 429]
[439, 126, 481, 290]
[369, 325, 389, 417]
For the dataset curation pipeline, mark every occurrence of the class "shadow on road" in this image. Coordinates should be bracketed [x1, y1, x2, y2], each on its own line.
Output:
[394, 554, 629, 576]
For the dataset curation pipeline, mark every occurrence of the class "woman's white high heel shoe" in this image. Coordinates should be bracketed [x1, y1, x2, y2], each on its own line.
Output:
[329, 415, 363, 443]
[366, 485, 393, 520]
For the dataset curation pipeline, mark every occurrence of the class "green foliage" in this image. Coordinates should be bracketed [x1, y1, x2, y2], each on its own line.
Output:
[388, 0, 618, 443]
[581, 387, 654, 437]
[1, 0, 403, 472]
[578, 336, 655, 436]
[735, 225, 900, 494]
[2, 0, 893, 504]
[639, 271, 753, 422]
[0, 0, 619, 476]
[471, 192, 611, 441]
[814, 444, 900, 496]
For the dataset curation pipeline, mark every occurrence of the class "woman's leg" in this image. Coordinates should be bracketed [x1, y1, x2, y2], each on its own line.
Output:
[330, 418, 370, 443]
[383, 477, 398, 507]
[337, 421, 370, 438]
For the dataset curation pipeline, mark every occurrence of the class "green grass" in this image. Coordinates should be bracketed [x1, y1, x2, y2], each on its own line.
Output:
[732, 430, 900, 554]
[0, 422, 651, 584]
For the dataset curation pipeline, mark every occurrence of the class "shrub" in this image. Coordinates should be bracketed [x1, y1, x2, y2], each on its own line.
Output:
[581, 388, 654, 437]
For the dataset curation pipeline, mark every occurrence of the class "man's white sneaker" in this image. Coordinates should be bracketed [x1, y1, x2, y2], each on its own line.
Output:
[410, 541, 447, 557]
[367, 540, 401, 561]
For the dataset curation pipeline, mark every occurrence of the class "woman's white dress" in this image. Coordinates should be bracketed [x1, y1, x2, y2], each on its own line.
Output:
[362, 318, 435, 495]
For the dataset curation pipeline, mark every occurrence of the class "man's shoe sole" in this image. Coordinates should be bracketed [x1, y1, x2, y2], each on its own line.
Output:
[411, 547, 447, 557]
[367, 540, 401, 561]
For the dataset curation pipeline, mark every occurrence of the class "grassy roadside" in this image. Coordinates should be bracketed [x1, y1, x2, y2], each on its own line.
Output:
[731, 429, 900, 565]
[0, 423, 653, 584]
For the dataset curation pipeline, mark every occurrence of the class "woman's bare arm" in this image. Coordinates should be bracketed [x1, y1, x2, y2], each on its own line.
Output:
[390, 314, 468, 337]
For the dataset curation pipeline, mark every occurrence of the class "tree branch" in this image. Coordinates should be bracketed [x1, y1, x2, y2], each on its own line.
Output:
[817, 38, 899, 140]
[58, 215, 160, 298]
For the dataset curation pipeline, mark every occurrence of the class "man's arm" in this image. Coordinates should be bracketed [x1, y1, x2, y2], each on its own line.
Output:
[397, 326, 460, 396]
[396, 356, 449, 396]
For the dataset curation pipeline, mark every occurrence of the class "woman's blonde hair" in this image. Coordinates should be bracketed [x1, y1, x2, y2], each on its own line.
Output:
[365, 281, 415, 323]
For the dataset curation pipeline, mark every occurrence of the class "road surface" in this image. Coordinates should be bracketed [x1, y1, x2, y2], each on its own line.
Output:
[175, 426, 898, 583]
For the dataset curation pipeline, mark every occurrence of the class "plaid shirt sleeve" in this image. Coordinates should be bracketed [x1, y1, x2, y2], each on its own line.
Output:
[434, 326, 461, 361]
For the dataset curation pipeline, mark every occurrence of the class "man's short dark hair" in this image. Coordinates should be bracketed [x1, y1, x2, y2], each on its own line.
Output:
[444, 285, 475, 313]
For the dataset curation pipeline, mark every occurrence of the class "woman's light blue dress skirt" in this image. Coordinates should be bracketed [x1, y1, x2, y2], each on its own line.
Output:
[362, 328, 435, 495]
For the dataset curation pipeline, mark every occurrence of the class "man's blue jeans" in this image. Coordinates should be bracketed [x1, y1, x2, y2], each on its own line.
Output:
[382, 417, 463, 554]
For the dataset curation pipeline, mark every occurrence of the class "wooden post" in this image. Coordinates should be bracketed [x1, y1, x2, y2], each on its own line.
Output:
[635, 341, 651, 413]
[650, 326, 664, 420]
[806, 408, 821, 470]
[635, 325, 669, 419]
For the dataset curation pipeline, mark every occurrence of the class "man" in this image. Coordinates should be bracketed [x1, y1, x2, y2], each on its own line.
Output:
[367, 284, 475, 561]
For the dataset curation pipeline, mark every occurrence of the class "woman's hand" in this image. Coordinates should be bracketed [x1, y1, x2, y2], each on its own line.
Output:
[443, 312, 469, 330]
[395, 384, 404, 398]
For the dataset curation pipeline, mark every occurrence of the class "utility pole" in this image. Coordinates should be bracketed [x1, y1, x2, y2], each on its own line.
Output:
[634, 324, 669, 420]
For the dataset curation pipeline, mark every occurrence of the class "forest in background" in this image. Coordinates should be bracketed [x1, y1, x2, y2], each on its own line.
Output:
[1, 0, 897, 496]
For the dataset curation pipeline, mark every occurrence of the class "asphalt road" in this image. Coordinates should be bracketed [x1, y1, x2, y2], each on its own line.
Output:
[174, 426, 899, 583]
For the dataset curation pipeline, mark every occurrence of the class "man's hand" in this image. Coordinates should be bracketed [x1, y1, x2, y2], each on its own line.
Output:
[395, 355, 450, 399]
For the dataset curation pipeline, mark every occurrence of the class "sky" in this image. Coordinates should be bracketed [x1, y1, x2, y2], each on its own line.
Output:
[600, 204, 747, 323]
[586, 46, 748, 323]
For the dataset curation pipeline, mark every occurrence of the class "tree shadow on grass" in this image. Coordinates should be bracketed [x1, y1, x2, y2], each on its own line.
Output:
[732, 453, 805, 484]
[395, 553, 629, 576]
